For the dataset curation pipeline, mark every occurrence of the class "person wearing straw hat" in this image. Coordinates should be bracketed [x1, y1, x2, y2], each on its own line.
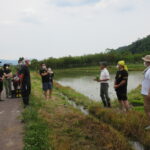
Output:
[114, 60, 130, 112]
[141, 55, 150, 130]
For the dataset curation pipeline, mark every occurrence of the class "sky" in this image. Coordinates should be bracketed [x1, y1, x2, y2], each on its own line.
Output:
[0, 0, 150, 60]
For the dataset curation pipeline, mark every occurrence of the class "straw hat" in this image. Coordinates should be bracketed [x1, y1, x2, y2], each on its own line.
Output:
[142, 55, 150, 62]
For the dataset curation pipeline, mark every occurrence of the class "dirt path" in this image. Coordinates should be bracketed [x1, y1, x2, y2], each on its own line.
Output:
[0, 97, 23, 150]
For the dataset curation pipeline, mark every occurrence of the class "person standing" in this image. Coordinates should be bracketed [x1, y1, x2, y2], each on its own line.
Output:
[3, 64, 12, 98]
[48, 68, 54, 98]
[141, 55, 150, 130]
[114, 60, 130, 112]
[19, 59, 31, 108]
[96, 62, 111, 107]
[39, 64, 52, 100]
[0, 65, 4, 101]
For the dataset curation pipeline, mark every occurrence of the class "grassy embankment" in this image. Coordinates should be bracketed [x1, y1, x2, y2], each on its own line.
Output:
[23, 72, 133, 150]
[128, 86, 144, 112]
[54, 82, 150, 148]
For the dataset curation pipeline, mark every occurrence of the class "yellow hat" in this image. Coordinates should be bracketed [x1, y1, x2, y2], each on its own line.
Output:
[118, 60, 128, 71]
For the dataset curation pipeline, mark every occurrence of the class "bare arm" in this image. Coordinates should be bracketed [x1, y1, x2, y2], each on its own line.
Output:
[8, 72, 13, 78]
[114, 80, 126, 89]
[4, 72, 12, 78]
[96, 79, 109, 82]
[41, 72, 49, 76]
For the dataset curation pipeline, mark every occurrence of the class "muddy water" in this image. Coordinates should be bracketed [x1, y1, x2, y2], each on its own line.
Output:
[131, 142, 146, 150]
[57, 71, 143, 101]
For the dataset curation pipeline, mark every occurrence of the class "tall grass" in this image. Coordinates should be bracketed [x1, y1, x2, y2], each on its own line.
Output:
[22, 72, 134, 150]
[54, 82, 150, 147]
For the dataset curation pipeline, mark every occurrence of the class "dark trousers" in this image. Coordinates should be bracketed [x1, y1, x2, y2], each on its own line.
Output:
[21, 84, 31, 107]
[100, 83, 111, 107]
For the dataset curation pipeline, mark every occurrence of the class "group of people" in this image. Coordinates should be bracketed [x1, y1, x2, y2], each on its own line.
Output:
[0, 59, 31, 108]
[96, 60, 129, 111]
[0, 58, 54, 108]
[0, 64, 21, 100]
[96, 55, 150, 130]
[1, 55, 150, 130]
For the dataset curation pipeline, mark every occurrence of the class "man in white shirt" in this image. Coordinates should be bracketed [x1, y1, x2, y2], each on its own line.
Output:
[141, 55, 150, 130]
[96, 62, 111, 107]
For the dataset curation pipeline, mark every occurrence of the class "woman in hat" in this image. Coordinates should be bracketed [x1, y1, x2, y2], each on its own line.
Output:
[114, 60, 130, 112]
[141, 55, 150, 130]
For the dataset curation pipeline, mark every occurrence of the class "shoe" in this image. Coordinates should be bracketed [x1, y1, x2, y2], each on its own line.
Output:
[145, 125, 150, 130]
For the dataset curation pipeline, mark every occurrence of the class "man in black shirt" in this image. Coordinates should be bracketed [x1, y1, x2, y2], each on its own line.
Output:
[0, 66, 4, 100]
[20, 60, 31, 107]
[3, 64, 12, 98]
[40, 64, 52, 100]
[114, 61, 130, 111]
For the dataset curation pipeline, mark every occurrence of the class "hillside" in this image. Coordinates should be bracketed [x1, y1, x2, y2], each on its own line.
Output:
[116, 35, 150, 54]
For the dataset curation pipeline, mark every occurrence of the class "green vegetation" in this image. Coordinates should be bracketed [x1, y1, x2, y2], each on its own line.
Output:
[54, 82, 150, 148]
[30, 35, 150, 70]
[23, 95, 50, 150]
[23, 72, 134, 150]
[116, 35, 150, 54]
[128, 86, 144, 109]
[89, 107, 150, 147]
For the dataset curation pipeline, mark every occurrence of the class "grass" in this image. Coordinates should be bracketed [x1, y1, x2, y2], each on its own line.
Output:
[22, 95, 51, 150]
[41, 99, 133, 150]
[128, 86, 144, 108]
[89, 106, 150, 147]
[54, 82, 150, 148]
[22, 72, 134, 150]
[23, 72, 51, 150]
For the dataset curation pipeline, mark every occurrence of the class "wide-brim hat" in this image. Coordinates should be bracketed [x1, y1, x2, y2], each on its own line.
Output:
[142, 55, 150, 62]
